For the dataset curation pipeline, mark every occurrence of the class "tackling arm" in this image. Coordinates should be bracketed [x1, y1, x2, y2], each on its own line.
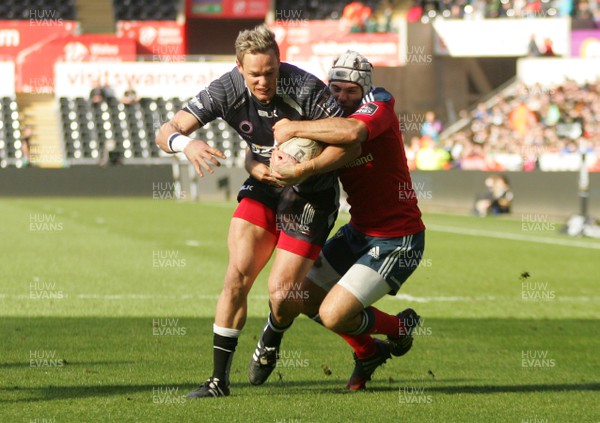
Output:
[273, 117, 368, 145]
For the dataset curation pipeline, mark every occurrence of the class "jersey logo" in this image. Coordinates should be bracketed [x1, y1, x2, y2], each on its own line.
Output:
[368, 246, 380, 260]
[250, 144, 275, 158]
[187, 97, 203, 110]
[239, 120, 253, 134]
[354, 103, 378, 116]
[258, 109, 278, 118]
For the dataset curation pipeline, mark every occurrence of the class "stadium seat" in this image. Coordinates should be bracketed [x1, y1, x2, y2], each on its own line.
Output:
[0, 0, 76, 20]
[112, 0, 178, 21]
[57, 96, 245, 163]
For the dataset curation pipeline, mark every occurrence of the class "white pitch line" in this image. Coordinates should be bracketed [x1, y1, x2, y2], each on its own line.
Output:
[393, 294, 599, 303]
[426, 224, 600, 250]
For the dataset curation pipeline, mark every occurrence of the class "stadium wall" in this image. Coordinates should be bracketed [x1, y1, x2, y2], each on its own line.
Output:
[2, 166, 599, 220]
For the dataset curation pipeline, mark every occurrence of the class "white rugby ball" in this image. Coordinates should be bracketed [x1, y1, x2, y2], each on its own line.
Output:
[278, 137, 324, 162]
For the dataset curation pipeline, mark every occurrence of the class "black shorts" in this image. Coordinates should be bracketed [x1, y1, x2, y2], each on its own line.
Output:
[314, 225, 425, 295]
[234, 177, 339, 260]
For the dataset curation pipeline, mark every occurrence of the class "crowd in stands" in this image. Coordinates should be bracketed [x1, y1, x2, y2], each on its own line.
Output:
[407, 0, 600, 23]
[405, 79, 600, 171]
[274, 0, 393, 31]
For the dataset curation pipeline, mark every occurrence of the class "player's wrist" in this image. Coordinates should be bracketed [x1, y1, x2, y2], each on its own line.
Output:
[168, 132, 193, 153]
[295, 160, 316, 178]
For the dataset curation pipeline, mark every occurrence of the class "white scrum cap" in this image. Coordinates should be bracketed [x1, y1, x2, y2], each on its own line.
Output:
[328, 50, 373, 96]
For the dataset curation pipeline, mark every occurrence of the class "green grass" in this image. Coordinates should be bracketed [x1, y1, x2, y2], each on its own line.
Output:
[1, 198, 598, 422]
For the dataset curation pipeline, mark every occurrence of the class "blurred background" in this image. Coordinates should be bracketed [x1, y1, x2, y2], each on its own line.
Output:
[1, 0, 599, 220]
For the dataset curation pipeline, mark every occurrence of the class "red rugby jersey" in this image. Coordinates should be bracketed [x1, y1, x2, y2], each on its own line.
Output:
[339, 88, 426, 237]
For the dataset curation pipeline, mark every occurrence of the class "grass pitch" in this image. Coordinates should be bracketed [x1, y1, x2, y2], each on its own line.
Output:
[1, 198, 598, 422]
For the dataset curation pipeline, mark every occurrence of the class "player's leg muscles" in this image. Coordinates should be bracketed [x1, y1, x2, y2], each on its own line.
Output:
[215, 217, 277, 329]
[267, 248, 316, 326]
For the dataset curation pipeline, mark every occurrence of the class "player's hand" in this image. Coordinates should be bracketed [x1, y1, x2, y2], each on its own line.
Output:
[183, 140, 226, 176]
[270, 148, 309, 186]
[251, 162, 284, 187]
[272, 118, 295, 145]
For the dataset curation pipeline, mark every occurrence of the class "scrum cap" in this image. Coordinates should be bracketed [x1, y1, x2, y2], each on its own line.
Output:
[328, 50, 373, 96]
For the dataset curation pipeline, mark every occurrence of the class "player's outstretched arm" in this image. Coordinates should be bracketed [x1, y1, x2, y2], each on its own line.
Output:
[155, 110, 226, 176]
[273, 118, 368, 145]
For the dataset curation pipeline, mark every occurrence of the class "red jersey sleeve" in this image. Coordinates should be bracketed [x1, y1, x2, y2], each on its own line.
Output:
[349, 88, 397, 142]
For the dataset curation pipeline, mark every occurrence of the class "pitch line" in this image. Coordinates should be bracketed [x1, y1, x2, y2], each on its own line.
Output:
[426, 224, 600, 250]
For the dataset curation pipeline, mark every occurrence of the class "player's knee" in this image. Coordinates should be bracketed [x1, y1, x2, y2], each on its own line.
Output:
[318, 304, 344, 332]
[269, 291, 300, 322]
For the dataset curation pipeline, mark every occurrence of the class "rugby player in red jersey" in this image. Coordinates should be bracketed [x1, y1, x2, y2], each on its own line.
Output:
[249, 51, 426, 390]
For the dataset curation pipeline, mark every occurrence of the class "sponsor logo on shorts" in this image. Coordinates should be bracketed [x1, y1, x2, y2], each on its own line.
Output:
[240, 184, 253, 191]
[368, 246, 380, 260]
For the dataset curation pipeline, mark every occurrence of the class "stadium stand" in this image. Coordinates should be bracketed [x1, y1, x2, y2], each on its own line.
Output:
[112, 0, 179, 21]
[0, 0, 76, 20]
[0, 97, 22, 167]
[407, 0, 599, 22]
[59, 96, 246, 166]
[275, 0, 383, 21]
[414, 79, 600, 172]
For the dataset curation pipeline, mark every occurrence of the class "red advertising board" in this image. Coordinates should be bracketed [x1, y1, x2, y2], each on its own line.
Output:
[18, 34, 136, 93]
[117, 21, 186, 60]
[0, 21, 136, 92]
[186, 0, 269, 18]
[0, 20, 78, 57]
[269, 21, 403, 67]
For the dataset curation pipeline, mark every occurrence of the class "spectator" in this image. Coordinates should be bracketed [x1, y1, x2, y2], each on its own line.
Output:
[473, 174, 514, 216]
[527, 34, 542, 57]
[509, 101, 537, 137]
[89, 80, 106, 105]
[121, 83, 139, 105]
[415, 136, 451, 170]
[341, 1, 372, 32]
[542, 38, 556, 56]
[21, 123, 33, 166]
[556, 0, 574, 17]
[420, 110, 443, 142]
[407, 0, 423, 22]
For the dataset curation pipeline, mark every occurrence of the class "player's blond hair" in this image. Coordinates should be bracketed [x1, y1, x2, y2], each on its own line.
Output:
[235, 24, 280, 64]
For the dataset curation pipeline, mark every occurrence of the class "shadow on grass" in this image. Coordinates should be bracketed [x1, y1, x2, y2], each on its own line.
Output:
[2, 381, 598, 404]
[1, 316, 598, 403]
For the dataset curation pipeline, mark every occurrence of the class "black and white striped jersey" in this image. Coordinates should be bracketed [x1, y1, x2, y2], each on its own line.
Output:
[183, 62, 343, 191]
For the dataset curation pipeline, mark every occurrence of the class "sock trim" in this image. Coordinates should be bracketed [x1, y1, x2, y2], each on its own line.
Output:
[213, 324, 241, 338]
[267, 313, 292, 333]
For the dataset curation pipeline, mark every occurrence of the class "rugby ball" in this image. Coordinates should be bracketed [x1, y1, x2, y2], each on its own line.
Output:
[278, 137, 324, 162]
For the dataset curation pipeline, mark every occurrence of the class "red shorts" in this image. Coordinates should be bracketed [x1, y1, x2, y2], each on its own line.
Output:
[233, 178, 339, 261]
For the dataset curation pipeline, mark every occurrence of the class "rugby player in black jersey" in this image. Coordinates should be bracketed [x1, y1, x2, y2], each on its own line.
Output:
[156, 24, 358, 398]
